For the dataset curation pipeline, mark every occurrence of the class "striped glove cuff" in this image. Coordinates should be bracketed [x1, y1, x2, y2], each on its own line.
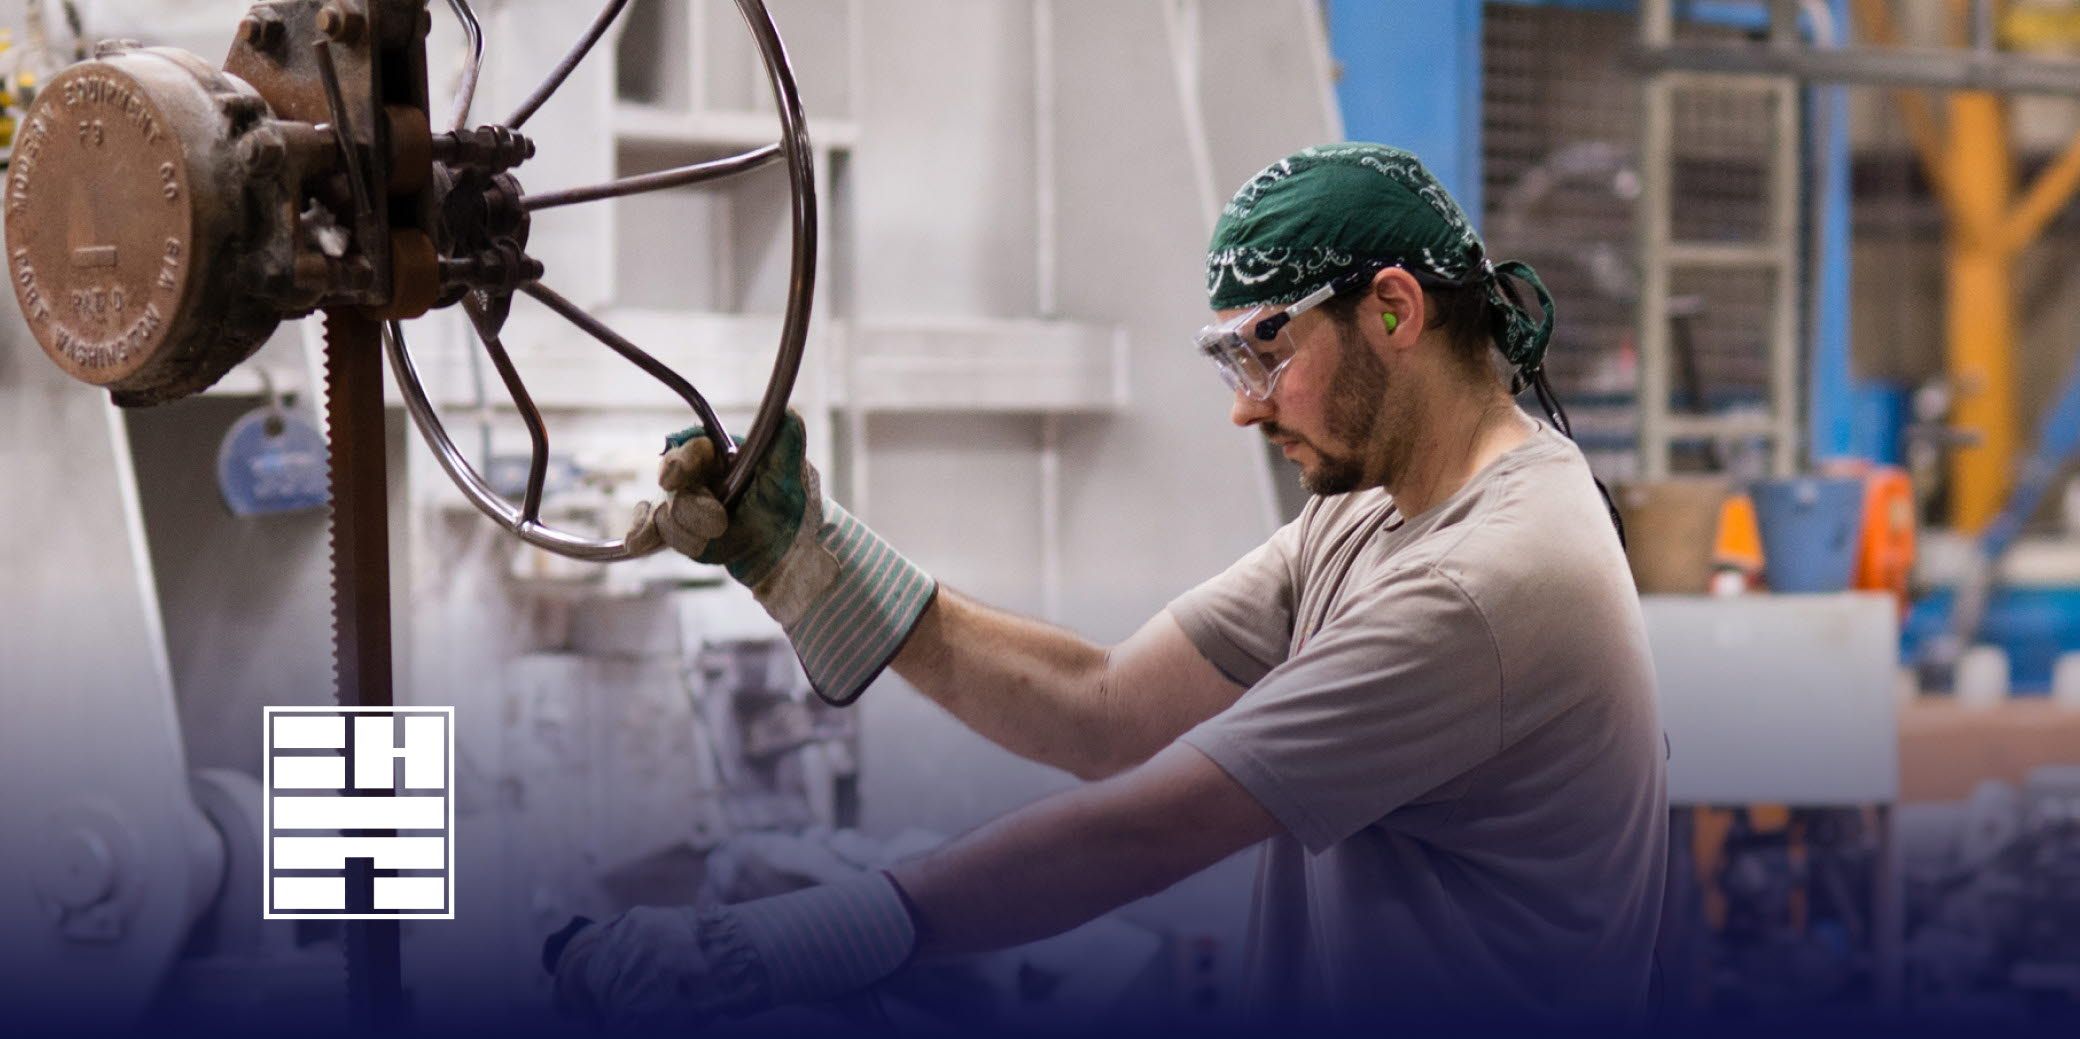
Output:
[777, 500, 938, 706]
[727, 873, 918, 1009]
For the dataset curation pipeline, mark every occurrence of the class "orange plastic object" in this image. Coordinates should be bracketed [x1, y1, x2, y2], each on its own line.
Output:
[1713, 493, 1764, 576]
[1854, 466, 1916, 600]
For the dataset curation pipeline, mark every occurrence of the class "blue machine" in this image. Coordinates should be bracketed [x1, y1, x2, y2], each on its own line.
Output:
[1904, 343, 2080, 694]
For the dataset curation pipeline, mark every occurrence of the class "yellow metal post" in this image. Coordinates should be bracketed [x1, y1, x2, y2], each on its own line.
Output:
[1849, 0, 2080, 533]
[1945, 92, 2016, 533]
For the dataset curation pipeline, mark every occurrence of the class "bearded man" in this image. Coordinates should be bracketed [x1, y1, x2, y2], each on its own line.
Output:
[552, 143, 1666, 1026]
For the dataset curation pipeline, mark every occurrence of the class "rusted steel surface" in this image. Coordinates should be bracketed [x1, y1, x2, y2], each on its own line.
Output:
[3, 49, 282, 405]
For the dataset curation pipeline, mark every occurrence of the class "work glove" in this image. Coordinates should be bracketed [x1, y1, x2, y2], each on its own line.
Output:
[546, 873, 918, 1027]
[627, 411, 937, 705]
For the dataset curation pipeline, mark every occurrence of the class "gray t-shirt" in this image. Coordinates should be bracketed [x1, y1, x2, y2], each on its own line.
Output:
[1169, 426, 1666, 1020]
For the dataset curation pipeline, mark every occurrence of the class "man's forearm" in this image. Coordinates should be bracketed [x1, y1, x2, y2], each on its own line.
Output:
[890, 589, 1121, 779]
[888, 743, 1279, 958]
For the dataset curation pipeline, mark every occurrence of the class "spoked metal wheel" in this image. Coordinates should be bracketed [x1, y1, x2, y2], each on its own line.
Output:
[0, 0, 817, 1027]
[390, 0, 816, 561]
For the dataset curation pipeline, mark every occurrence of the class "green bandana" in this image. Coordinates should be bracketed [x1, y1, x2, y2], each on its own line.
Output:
[1205, 143, 1556, 376]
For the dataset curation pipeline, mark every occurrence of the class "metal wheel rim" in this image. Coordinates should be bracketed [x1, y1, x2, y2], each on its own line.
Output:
[386, 0, 817, 562]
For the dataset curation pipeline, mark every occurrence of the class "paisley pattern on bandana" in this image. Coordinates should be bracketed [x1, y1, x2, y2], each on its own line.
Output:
[1205, 142, 1556, 374]
[1204, 245, 1356, 302]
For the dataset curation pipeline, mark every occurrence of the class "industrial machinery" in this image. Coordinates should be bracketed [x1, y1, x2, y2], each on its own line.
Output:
[1902, 767, 2080, 1013]
[1, 0, 816, 1027]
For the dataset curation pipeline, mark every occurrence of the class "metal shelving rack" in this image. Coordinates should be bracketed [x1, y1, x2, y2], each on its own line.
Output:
[1635, 0, 1805, 480]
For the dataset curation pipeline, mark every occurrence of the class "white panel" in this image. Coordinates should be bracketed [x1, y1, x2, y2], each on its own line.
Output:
[271, 756, 347, 791]
[351, 715, 446, 791]
[492, 0, 619, 309]
[374, 876, 449, 912]
[272, 876, 346, 912]
[129, 390, 338, 777]
[272, 715, 346, 750]
[0, 285, 212, 1025]
[1194, 0, 1351, 261]
[272, 836, 447, 871]
[1643, 594, 1901, 804]
[403, 715, 448, 790]
[852, 0, 1037, 317]
[849, 319, 1127, 412]
[272, 796, 447, 832]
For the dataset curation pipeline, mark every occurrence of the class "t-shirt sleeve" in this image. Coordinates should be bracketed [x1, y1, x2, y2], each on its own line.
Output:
[1164, 516, 1305, 688]
[1179, 566, 1505, 852]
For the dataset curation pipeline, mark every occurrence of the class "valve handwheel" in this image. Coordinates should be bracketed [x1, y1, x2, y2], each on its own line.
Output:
[1, 0, 818, 1028]
[3, 0, 819, 559]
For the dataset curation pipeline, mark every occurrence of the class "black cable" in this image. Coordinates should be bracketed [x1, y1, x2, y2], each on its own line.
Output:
[1527, 365, 1627, 548]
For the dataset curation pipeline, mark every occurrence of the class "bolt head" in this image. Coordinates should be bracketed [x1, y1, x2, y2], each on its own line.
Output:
[240, 132, 287, 175]
[318, 3, 368, 44]
[344, 260, 378, 292]
[242, 8, 287, 46]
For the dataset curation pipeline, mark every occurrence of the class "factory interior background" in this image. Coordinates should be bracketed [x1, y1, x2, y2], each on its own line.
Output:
[3, 0, 2080, 1030]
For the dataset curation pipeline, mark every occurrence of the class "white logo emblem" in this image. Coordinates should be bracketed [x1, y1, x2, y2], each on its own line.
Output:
[263, 707, 455, 920]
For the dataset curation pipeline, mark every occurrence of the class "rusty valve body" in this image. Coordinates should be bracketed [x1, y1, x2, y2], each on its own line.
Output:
[4, 0, 540, 406]
[3, 47, 294, 405]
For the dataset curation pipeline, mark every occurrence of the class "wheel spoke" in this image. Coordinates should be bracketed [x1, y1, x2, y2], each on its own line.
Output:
[520, 282, 736, 481]
[444, 0, 485, 132]
[462, 295, 551, 523]
[384, 317, 636, 561]
[521, 145, 782, 211]
[506, 0, 633, 130]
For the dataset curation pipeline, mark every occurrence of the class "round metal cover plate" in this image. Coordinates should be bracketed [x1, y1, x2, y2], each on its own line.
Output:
[5, 61, 199, 389]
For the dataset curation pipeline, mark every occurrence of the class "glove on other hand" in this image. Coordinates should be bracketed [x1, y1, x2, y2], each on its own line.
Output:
[549, 874, 918, 1026]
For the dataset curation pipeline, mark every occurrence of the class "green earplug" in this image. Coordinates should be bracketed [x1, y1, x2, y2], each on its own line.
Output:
[1382, 313, 1399, 334]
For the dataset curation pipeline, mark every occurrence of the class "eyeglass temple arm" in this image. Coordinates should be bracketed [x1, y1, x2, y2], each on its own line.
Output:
[1253, 273, 1362, 340]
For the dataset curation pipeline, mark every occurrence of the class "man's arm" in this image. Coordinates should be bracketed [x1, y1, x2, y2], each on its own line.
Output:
[890, 590, 1246, 781]
[888, 741, 1281, 957]
[549, 740, 1279, 1022]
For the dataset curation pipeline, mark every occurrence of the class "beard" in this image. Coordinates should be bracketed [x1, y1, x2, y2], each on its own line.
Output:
[1282, 322, 1405, 496]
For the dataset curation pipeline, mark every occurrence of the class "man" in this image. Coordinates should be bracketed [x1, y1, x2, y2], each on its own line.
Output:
[553, 143, 1666, 1025]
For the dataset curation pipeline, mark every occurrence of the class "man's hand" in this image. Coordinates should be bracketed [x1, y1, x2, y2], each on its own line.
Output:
[552, 908, 727, 1025]
[627, 412, 840, 624]
[629, 412, 827, 590]
[547, 876, 918, 1026]
[626, 411, 936, 706]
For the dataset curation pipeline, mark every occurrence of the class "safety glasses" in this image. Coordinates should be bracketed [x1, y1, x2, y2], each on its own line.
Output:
[1193, 264, 1386, 401]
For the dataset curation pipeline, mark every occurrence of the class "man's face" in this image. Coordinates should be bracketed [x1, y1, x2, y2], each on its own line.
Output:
[1222, 306, 1407, 496]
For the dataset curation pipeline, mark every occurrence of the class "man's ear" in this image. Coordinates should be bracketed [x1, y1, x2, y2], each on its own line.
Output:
[1368, 267, 1426, 349]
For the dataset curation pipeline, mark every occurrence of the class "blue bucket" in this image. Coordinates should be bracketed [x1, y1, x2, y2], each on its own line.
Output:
[1751, 476, 1864, 593]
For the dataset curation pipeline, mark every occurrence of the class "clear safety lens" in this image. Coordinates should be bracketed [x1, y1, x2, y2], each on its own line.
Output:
[1192, 306, 1294, 401]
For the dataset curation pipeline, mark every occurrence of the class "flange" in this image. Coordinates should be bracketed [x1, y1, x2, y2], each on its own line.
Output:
[4, 47, 287, 406]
